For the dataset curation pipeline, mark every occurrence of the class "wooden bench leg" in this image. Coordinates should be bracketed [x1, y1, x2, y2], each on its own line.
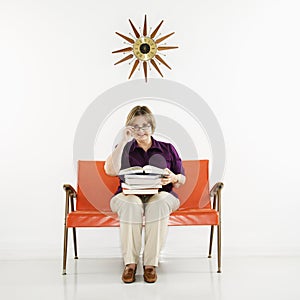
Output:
[62, 225, 68, 275]
[217, 223, 222, 273]
[72, 228, 78, 259]
[70, 199, 78, 260]
[208, 225, 214, 258]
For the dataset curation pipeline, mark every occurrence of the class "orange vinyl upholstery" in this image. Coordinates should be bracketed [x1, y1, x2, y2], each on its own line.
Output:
[66, 160, 219, 228]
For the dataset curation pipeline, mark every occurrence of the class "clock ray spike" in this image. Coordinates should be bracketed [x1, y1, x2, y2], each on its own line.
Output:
[128, 59, 139, 79]
[155, 32, 175, 44]
[129, 19, 140, 38]
[155, 33, 162, 39]
[143, 15, 147, 36]
[150, 20, 164, 39]
[157, 46, 178, 51]
[128, 57, 136, 65]
[143, 61, 147, 82]
[150, 59, 163, 77]
[155, 54, 171, 69]
[128, 32, 135, 39]
[115, 32, 135, 44]
[112, 47, 133, 54]
[114, 54, 134, 65]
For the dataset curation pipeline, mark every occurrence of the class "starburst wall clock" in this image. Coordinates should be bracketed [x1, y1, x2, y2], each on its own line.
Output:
[112, 15, 178, 82]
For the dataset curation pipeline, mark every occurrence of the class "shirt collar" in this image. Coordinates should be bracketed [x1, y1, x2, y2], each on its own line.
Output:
[130, 137, 163, 153]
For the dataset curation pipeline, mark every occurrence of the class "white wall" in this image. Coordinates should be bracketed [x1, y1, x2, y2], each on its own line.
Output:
[1, 0, 300, 260]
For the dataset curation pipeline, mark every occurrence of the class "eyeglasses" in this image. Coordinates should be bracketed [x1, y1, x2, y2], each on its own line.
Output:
[131, 124, 151, 132]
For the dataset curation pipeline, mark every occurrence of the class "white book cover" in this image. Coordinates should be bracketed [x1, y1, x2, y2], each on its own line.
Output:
[122, 188, 159, 195]
[121, 182, 162, 189]
[124, 174, 161, 179]
[125, 177, 162, 185]
[119, 165, 168, 176]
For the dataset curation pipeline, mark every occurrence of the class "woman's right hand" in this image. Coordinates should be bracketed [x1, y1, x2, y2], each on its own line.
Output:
[104, 126, 134, 176]
[121, 126, 134, 143]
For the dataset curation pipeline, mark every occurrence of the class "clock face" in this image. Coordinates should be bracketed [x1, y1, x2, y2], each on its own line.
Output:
[133, 37, 157, 61]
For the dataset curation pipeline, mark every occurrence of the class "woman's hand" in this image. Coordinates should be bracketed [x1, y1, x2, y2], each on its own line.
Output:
[121, 126, 134, 143]
[161, 168, 178, 185]
[104, 126, 133, 176]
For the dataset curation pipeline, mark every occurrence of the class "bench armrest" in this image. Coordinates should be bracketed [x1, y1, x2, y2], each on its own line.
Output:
[63, 184, 77, 220]
[210, 182, 224, 197]
[209, 182, 224, 212]
[63, 184, 77, 197]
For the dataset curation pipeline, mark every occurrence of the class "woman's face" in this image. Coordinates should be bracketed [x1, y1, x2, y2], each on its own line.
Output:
[130, 115, 152, 143]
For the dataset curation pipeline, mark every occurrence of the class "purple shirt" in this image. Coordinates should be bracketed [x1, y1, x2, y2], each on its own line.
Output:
[115, 137, 185, 197]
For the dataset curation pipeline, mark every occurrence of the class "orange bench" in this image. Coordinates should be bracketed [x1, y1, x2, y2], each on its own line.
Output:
[62, 160, 224, 274]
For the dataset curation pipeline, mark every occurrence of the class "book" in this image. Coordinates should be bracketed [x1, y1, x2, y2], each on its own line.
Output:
[119, 166, 166, 196]
[124, 174, 161, 179]
[124, 174, 162, 185]
[121, 182, 162, 190]
[119, 165, 168, 176]
[122, 188, 159, 195]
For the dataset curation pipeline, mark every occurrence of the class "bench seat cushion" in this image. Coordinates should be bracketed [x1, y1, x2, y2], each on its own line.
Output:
[66, 208, 219, 228]
[67, 211, 119, 227]
[169, 208, 219, 226]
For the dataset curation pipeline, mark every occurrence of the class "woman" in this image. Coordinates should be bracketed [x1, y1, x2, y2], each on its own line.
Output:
[104, 105, 185, 283]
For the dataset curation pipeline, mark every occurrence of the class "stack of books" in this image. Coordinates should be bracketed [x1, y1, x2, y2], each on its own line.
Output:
[119, 165, 168, 195]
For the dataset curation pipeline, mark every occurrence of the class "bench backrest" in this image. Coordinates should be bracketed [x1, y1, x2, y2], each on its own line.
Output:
[76, 160, 210, 212]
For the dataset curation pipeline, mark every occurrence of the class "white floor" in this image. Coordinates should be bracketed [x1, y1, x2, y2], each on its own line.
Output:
[0, 256, 299, 300]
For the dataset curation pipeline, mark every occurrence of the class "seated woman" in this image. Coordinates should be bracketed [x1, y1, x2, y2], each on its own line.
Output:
[104, 105, 185, 283]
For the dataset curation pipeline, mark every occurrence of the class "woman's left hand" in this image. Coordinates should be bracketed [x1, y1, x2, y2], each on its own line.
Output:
[161, 168, 178, 185]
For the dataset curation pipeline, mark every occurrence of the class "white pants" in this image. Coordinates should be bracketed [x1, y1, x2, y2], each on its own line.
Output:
[110, 191, 180, 266]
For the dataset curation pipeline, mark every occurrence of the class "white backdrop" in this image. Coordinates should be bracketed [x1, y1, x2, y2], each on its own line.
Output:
[1, 0, 300, 259]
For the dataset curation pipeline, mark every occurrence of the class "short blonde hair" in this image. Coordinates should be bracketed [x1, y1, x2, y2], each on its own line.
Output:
[126, 105, 156, 132]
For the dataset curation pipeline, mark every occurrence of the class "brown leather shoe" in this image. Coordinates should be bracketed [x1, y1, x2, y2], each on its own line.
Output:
[143, 266, 157, 283]
[122, 264, 137, 283]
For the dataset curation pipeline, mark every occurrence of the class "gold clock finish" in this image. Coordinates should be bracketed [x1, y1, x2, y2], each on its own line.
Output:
[133, 37, 157, 61]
